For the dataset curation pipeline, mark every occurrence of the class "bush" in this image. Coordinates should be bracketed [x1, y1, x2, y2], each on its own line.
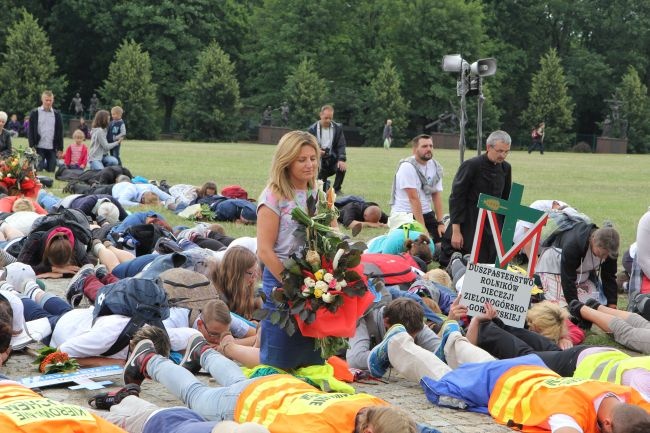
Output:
[571, 142, 592, 153]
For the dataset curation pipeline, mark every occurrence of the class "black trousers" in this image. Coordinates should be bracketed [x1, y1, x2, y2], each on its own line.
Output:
[36, 147, 57, 172]
[477, 319, 588, 377]
[423, 211, 442, 243]
[318, 156, 345, 193]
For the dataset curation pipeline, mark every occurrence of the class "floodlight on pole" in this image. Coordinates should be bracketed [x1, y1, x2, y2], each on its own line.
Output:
[441, 55, 497, 162]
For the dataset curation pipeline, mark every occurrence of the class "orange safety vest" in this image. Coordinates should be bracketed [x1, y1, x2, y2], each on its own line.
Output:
[234, 375, 388, 433]
[488, 365, 650, 433]
[0, 382, 126, 433]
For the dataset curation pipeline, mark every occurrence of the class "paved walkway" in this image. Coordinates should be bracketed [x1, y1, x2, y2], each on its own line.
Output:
[4, 278, 511, 433]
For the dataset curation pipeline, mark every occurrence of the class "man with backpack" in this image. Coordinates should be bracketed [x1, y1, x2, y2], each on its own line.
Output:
[13, 269, 199, 361]
[390, 134, 445, 243]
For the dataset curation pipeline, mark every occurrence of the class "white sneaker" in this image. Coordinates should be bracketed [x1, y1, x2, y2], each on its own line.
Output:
[2, 263, 36, 293]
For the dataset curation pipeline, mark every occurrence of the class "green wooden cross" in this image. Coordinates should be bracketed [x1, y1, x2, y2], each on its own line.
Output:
[477, 183, 545, 268]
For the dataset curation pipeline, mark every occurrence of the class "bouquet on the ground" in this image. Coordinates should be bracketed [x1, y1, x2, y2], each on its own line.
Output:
[266, 183, 374, 358]
[0, 148, 41, 197]
[34, 346, 80, 374]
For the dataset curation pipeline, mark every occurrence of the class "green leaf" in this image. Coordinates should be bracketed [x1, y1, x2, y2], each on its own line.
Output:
[269, 311, 281, 325]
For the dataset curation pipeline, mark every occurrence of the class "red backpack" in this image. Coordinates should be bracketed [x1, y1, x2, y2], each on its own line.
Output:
[221, 185, 250, 200]
[360, 253, 419, 286]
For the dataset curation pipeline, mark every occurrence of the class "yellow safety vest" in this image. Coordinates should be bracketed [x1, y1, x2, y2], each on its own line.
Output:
[574, 350, 650, 385]
[234, 375, 387, 433]
[488, 365, 650, 433]
[0, 382, 126, 433]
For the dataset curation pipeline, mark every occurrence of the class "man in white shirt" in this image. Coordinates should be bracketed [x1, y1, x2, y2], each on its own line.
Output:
[390, 134, 445, 242]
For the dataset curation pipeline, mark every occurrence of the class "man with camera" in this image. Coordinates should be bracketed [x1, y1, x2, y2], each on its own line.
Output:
[389, 134, 445, 243]
[307, 104, 347, 194]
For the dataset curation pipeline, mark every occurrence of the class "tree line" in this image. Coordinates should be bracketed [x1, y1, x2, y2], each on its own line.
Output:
[0, 0, 649, 151]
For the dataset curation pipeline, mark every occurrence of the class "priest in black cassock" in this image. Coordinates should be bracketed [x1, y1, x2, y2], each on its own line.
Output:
[439, 130, 512, 266]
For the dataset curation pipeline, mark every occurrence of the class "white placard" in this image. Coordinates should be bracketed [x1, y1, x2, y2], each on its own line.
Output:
[460, 262, 534, 327]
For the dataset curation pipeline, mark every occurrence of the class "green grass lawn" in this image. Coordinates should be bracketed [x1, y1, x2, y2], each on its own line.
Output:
[15, 136, 648, 247]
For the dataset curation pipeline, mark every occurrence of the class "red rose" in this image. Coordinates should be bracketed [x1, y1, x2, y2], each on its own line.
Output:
[3, 177, 16, 187]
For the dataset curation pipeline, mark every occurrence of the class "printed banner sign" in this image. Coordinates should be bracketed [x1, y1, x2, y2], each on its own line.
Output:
[460, 262, 534, 327]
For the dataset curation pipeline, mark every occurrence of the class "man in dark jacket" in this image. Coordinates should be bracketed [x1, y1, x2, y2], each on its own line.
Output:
[439, 130, 512, 266]
[28, 90, 64, 173]
[537, 222, 619, 308]
[307, 105, 347, 194]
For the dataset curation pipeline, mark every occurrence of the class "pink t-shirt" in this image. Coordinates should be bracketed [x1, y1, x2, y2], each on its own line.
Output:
[69, 143, 85, 165]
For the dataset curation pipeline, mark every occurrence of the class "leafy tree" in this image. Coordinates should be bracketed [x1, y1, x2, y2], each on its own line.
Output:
[282, 58, 329, 129]
[116, 0, 251, 131]
[615, 67, 650, 153]
[359, 58, 409, 146]
[521, 48, 574, 150]
[100, 40, 158, 140]
[0, 11, 67, 118]
[176, 42, 243, 141]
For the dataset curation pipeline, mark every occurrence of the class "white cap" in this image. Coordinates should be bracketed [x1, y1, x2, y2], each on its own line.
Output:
[97, 202, 120, 224]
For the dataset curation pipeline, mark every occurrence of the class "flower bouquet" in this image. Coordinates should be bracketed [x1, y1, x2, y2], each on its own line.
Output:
[266, 183, 374, 358]
[0, 148, 41, 198]
[34, 346, 80, 374]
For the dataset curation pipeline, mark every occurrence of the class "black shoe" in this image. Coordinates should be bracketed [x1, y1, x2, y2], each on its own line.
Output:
[585, 298, 602, 310]
[180, 334, 209, 374]
[94, 264, 109, 281]
[568, 299, 592, 331]
[88, 384, 141, 409]
[65, 264, 95, 307]
[568, 299, 585, 319]
[123, 339, 155, 386]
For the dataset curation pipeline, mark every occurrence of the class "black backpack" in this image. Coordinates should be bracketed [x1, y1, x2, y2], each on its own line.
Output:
[93, 278, 170, 356]
[30, 208, 93, 249]
[123, 224, 176, 256]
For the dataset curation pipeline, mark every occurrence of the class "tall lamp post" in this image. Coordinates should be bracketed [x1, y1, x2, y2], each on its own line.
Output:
[442, 55, 497, 163]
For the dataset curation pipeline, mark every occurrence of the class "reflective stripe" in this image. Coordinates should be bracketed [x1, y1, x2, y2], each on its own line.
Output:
[490, 366, 552, 419]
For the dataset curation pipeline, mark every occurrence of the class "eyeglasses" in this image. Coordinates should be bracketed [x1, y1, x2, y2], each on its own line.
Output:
[199, 316, 223, 339]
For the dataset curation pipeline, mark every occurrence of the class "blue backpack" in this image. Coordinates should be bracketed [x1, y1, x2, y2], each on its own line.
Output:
[93, 278, 170, 356]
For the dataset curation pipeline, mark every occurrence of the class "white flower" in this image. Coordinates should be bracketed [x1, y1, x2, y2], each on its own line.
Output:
[338, 280, 348, 288]
[315, 280, 328, 292]
[322, 292, 336, 303]
[323, 273, 334, 283]
[302, 288, 311, 297]
[304, 277, 316, 288]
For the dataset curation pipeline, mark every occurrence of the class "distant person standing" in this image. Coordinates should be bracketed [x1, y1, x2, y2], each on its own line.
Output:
[528, 122, 545, 154]
[439, 130, 512, 266]
[0, 111, 12, 158]
[383, 119, 393, 149]
[261, 106, 273, 126]
[107, 106, 126, 166]
[307, 105, 347, 194]
[28, 90, 64, 172]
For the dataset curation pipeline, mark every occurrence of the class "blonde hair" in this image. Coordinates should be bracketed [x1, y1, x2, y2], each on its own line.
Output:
[72, 129, 85, 140]
[141, 191, 160, 206]
[424, 268, 452, 288]
[12, 198, 35, 212]
[267, 131, 319, 200]
[111, 106, 124, 115]
[355, 407, 416, 433]
[210, 246, 258, 319]
[526, 301, 568, 343]
[200, 299, 232, 326]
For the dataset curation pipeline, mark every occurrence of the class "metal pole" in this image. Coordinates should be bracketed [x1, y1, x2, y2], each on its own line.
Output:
[476, 77, 484, 155]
